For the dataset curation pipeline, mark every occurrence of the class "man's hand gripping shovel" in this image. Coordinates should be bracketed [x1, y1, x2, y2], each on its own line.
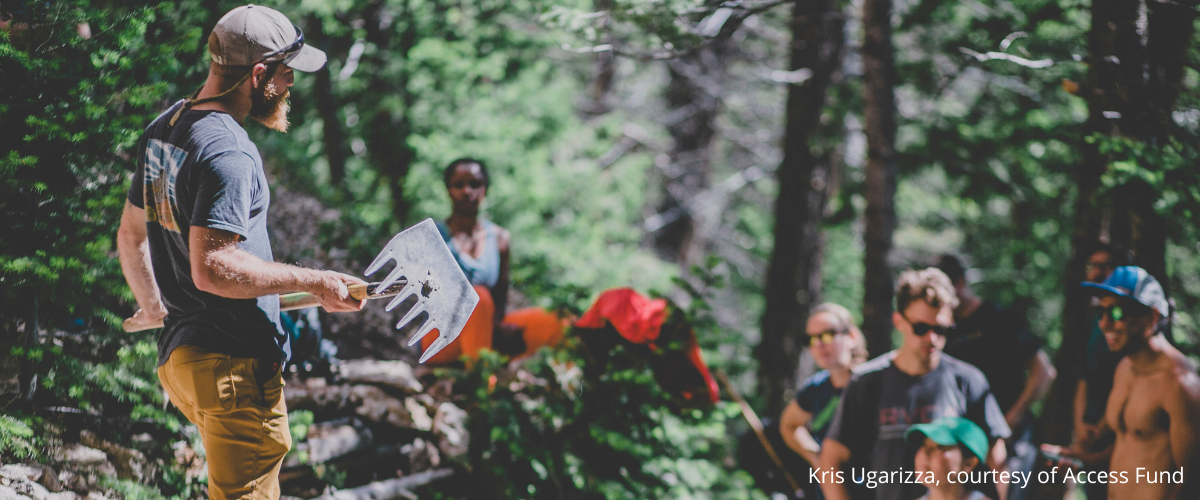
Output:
[122, 219, 480, 364]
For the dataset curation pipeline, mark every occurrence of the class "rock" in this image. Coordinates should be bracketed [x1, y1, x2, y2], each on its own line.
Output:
[336, 360, 422, 394]
[288, 422, 373, 466]
[0, 466, 41, 484]
[353, 387, 414, 429]
[36, 467, 60, 494]
[51, 445, 107, 467]
[6, 476, 49, 500]
[80, 431, 152, 483]
[0, 484, 31, 500]
[399, 438, 439, 472]
[403, 399, 431, 432]
[432, 403, 468, 461]
[51, 444, 114, 493]
[285, 382, 417, 430]
[310, 469, 453, 500]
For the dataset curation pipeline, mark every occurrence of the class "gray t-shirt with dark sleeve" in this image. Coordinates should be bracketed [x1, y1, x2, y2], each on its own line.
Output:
[128, 101, 288, 369]
[825, 352, 1011, 500]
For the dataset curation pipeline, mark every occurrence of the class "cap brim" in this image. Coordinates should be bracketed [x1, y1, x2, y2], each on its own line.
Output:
[905, 425, 957, 447]
[286, 45, 327, 72]
[1081, 281, 1131, 298]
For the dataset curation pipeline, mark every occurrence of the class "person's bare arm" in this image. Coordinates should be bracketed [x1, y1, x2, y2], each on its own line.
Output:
[1006, 349, 1057, 428]
[117, 200, 167, 323]
[1074, 378, 1089, 443]
[1166, 374, 1200, 482]
[780, 401, 819, 466]
[987, 438, 1007, 471]
[493, 227, 511, 325]
[189, 226, 364, 312]
[818, 438, 853, 500]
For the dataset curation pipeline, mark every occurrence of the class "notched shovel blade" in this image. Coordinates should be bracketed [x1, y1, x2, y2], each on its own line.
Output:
[365, 218, 480, 363]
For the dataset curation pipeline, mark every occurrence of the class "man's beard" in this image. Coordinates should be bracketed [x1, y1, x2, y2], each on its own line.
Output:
[249, 78, 289, 132]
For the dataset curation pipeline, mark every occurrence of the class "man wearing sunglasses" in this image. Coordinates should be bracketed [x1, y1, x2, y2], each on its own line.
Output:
[934, 255, 1055, 500]
[117, 5, 364, 500]
[1082, 266, 1199, 500]
[819, 268, 1010, 500]
[1064, 242, 1128, 500]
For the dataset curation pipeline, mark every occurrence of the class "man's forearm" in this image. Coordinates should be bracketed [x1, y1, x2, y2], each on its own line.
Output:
[1009, 350, 1056, 424]
[818, 440, 852, 500]
[195, 246, 323, 299]
[117, 202, 163, 313]
[118, 234, 163, 309]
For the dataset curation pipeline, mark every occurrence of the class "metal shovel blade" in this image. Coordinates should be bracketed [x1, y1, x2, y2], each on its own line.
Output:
[364, 219, 480, 363]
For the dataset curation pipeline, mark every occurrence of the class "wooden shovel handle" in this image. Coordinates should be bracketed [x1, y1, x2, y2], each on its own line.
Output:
[122, 279, 408, 332]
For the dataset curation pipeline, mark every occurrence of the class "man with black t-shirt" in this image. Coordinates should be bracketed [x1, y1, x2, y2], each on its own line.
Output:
[819, 268, 1010, 500]
[117, 6, 364, 499]
[935, 256, 1056, 500]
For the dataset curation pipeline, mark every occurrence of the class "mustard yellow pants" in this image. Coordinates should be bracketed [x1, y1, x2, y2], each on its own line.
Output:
[158, 346, 291, 500]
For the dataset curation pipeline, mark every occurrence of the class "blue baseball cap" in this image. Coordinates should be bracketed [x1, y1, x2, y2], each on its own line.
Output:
[1082, 266, 1169, 316]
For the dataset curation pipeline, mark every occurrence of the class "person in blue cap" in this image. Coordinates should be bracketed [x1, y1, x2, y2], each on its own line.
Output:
[1082, 266, 1199, 500]
[906, 417, 993, 500]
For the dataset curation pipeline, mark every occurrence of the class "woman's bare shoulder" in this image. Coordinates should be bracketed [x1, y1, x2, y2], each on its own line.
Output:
[494, 224, 511, 252]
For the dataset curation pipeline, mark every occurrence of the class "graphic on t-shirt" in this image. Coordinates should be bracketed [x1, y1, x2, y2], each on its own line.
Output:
[811, 394, 841, 433]
[143, 139, 186, 233]
[878, 405, 951, 440]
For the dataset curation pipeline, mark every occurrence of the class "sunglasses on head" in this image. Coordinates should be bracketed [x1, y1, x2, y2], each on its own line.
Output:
[259, 22, 305, 65]
[807, 329, 847, 347]
[903, 315, 951, 337]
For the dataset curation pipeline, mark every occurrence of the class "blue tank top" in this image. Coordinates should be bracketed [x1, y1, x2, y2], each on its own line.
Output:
[436, 220, 501, 288]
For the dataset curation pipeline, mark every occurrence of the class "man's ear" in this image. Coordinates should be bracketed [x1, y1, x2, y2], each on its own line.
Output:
[892, 310, 906, 334]
[1147, 310, 1164, 338]
[962, 455, 980, 471]
[251, 62, 269, 88]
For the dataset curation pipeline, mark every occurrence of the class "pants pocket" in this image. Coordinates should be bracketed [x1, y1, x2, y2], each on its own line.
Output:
[174, 353, 235, 414]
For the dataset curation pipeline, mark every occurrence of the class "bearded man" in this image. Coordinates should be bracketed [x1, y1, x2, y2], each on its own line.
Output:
[116, 6, 364, 499]
[1084, 266, 1200, 500]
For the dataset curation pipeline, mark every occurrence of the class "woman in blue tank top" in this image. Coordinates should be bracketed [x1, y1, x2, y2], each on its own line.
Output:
[425, 158, 572, 363]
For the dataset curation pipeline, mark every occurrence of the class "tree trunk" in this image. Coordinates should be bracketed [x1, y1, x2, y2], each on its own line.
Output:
[310, 15, 348, 188]
[860, 0, 898, 358]
[1039, 0, 1193, 454]
[361, 0, 419, 226]
[756, 0, 846, 417]
[651, 47, 726, 264]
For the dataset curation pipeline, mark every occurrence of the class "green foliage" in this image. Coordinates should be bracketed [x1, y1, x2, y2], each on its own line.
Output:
[0, 0, 193, 494]
[452, 276, 765, 500]
[0, 414, 43, 461]
[100, 476, 169, 500]
[286, 410, 316, 465]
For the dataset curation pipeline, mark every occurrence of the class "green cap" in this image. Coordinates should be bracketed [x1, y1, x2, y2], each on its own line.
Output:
[904, 416, 989, 463]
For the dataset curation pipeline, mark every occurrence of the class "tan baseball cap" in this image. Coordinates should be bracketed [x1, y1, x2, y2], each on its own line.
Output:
[208, 4, 326, 72]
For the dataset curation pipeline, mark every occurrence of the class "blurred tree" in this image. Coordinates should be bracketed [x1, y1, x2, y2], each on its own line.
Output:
[860, 0, 898, 356]
[756, 0, 847, 416]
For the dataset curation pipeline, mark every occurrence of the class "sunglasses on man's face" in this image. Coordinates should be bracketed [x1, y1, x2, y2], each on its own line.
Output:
[1093, 303, 1134, 323]
[807, 330, 847, 347]
[903, 316, 951, 337]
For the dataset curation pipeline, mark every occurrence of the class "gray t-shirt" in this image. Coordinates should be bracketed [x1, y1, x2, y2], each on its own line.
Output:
[128, 102, 288, 369]
[826, 352, 1010, 500]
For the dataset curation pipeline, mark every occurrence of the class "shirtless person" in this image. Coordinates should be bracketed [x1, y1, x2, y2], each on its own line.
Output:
[1083, 266, 1200, 499]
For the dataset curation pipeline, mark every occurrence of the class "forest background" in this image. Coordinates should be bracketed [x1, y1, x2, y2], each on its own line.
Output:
[2, 0, 1200, 498]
